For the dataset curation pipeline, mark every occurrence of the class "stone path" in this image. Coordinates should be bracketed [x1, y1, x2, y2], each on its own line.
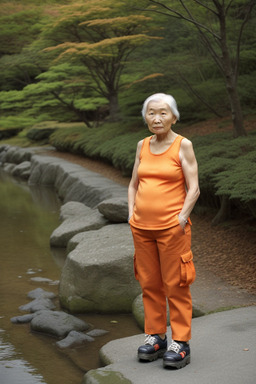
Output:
[83, 306, 256, 384]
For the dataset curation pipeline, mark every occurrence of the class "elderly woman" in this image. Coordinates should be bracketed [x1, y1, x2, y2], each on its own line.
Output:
[128, 93, 200, 369]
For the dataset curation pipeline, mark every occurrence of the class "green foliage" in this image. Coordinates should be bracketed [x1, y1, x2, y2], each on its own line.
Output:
[35, 0, 161, 121]
[0, 0, 255, 223]
[50, 121, 256, 218]
[0, 0, 255, 126]
[0, 63, 104, 126]
[214, 150, 256, 203]
[0, 51, 41, 91]
[0, 115, 36, 130]
[26, 128, 56, 142]
[49, 122, 148, 175]
[0, 7, 43, 55]
[193, 131, 256, 217]
[238, 72, 256, 111]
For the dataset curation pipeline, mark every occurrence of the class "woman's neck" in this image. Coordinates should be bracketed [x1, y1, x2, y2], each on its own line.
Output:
[154, 129, 176, 143]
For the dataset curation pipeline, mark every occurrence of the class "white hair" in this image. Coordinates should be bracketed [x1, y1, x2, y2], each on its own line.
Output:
[141, 93, 180, 121]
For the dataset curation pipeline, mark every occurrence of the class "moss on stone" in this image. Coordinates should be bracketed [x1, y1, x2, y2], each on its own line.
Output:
[82, 369, 132, 384]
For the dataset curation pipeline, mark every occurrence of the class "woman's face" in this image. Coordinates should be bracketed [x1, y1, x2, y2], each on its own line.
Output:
[145, 100, 177, 135]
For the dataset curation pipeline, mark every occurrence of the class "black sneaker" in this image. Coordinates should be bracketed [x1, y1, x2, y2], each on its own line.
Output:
[138, 334, 167, 362]
[163, 340, 190, 369]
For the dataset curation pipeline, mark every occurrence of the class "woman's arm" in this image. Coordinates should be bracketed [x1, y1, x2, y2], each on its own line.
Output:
[128, 140, 143, 220]
[179, 138, 200, 228]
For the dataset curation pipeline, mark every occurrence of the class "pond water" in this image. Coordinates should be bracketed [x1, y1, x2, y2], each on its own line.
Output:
[0, 170, 141, 384]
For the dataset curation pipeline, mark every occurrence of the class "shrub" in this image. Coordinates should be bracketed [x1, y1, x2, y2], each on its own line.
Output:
[50, 122, 256, 220]
[26, 128, 56, 142]
[50, 122, 148, 175]
[193, 131, 256, 218]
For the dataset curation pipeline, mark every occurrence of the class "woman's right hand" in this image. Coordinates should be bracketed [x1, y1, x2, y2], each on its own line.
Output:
[128, 213, 133, 222]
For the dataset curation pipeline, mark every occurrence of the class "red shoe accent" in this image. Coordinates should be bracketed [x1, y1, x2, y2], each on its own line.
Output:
[179, 351, 186, 359]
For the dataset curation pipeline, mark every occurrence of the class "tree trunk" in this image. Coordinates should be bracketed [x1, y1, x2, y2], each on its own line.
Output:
[219, 6, 247, 137]
[51, 91, 92, 128]
[212, 195, 230, 226]
[147, 0, 253, 137]
[108, 92, 120, 122]
[225, 75, 247, 137]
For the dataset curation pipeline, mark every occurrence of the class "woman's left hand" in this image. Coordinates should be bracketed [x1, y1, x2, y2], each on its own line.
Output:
[178, 214, 188, 230]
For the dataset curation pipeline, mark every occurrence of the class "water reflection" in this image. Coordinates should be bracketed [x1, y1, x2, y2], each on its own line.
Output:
[29, 185, 62, 211]
[0, 170, 141, 384]
[0, 332, 46, 384]
[0, 172, 83, 384]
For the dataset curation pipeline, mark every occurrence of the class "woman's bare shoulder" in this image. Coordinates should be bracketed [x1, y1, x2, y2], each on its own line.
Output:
[137, 138, 146, 150]
[180, 137, 193, 150]
[180, 136, 192, 145]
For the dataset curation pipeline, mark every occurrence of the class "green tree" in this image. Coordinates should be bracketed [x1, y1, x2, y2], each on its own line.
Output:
[26, 64, 108, 126]
[0, 63, 108, 127]
[0, 4, 43, 56]
[40, 0, 160, 121]
[0, 47, 46, 91]
[0, 1, 61, 91]
[142, 0, 255, 137]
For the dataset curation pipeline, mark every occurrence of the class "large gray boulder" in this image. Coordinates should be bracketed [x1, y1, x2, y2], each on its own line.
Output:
[132, 294, 203, 332]
[28, 155, 127, 208]
[50, 207, 108, 247]
[59, 224, 141, 313]
[56, 331, 94, 349]
[30, 310, 90, 338]
[11, 161, 31, 179]
[67, 231, 90, 253]
[97, 197, 128, 223]
[59, 201, 92, 221]
[3, 163, 15, 173]
[27, 288, 56, 300]
[132, 294, 145, 331]
[1, 146, 33, 164]
[19, 298, 56, 312]
[0, 146, 128, 209]
[11, 314, 36, 324]
[132, 294, 170, 331]
[0, 144, 9, 157]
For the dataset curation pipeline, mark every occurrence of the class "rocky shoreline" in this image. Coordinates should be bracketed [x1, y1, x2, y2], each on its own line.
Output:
[1, 144, 256, 384]
[0, 144, 145, 381]
[0, 144, 146, 329]
[0, 145, 143, 314]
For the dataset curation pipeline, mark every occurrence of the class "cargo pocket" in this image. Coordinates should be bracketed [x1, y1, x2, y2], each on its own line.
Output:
[180, 250, 196, 287]
[133, 253, 139, 281]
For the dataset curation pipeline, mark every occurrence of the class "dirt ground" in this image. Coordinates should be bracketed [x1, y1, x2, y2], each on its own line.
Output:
[42, 116, 256, 294]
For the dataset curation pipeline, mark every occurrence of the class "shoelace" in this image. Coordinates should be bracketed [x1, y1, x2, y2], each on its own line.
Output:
[167, 340, 181, 353]
[144, 334, 157, 345]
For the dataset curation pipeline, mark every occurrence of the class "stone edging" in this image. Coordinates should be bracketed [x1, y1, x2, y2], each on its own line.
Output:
[0, 145, 127, 208]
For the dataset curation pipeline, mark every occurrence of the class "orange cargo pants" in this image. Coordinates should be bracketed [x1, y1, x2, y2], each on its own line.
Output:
[130, 223, 196, 341]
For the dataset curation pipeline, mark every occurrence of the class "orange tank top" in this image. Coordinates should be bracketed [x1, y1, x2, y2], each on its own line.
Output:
[129, 135, 187, 230]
